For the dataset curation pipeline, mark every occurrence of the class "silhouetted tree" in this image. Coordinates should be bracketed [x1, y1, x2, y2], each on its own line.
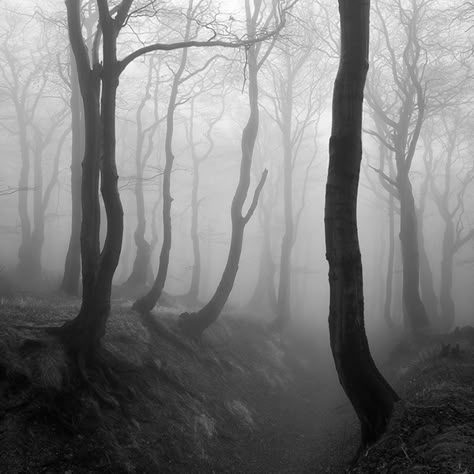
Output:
[325, 0, 399, 450]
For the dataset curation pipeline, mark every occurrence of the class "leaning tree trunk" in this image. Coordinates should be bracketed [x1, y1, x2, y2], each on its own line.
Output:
[179, 37, 267, 337]
[61, 55, 83, 296]
[325, 0, 399, 449]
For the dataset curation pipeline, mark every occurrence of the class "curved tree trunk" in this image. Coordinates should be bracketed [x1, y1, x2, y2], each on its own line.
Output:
[133, 5, 193, 314]
[326, 0, 399, 450]
[55, 1, 124, 357]
[179, 8, 268, 336]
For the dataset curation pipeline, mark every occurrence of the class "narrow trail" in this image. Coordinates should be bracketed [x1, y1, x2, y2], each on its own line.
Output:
[214, 353, 359, 473]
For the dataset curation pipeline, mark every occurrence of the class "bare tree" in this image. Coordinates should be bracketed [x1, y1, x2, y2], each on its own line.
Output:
[55, 0, 288, 358]
[426, 112, 474, 331]
[326, 0, 399, 450]
[178, 0, 287, 337]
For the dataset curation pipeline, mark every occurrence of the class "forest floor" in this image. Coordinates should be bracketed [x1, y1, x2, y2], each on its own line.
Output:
[0, 293, 473, 473]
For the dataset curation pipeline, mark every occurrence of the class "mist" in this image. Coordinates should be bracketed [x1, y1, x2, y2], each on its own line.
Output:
[1, 0, 474, 472]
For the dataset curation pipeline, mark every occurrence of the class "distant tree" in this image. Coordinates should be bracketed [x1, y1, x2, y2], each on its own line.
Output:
[124, 56, 163, 292]
[60, 48, 84, 296]
[325, 0, 399, 450]
[184, 94, 224, 304]
[0, 16, 68, 286]
[425, 113, 474, 331]
[264, 1, 329, 329]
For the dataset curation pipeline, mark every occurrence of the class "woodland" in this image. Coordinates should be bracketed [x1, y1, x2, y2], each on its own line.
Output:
[0, 0, 474, 472]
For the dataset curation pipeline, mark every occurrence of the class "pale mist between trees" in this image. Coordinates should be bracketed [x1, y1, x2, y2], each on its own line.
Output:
[1, 0, 474, 452]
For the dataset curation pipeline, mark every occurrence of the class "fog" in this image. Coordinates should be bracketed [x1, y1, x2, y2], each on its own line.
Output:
[1, 0, 474, 468]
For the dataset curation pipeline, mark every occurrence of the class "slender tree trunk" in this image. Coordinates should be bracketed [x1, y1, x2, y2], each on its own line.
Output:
[133, 8, 193, 314]
[16, 108, 33, 282]
[440, 221, 455, 331]
[396, 167, 430, 334]
[326, 0, 398, 449]
[418, 219, 438, 321]
[179, 22, 267, 337]
[187, 106, 202, 303]
[383, 192, 395, 329]
[61, 49, 84, 297]
[30, 144, 44, 283]
[125, 63, 155, 290]
[275, 75, 294, 328]
[246, 202, 277, 315]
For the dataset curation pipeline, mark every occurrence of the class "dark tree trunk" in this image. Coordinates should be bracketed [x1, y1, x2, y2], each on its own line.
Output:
[56, 1, 125, 357]
[325, 0, 399, 449]
[61, 54, 83, 296]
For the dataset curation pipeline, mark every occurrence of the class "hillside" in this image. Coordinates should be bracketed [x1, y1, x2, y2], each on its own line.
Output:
[0, 295, 473, 473]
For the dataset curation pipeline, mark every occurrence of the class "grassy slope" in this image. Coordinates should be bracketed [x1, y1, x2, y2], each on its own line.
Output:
[0, 295, 357, 473]
[351, 334, 474, 474]
[2, 295, 472, 473]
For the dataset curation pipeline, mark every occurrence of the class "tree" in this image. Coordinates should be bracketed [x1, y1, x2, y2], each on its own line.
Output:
[178, 0, 286, 337]
[60, 48, 84, 296]
[57, 0, 287, 358]
[185, 94, 224, 304]
[123, 56, 163, 292]
[325, 0, 399, 450]
[426, 113, 474, 331]
[0, 16, 68, 287]
[264, 2, 329, 329]
[366, 0, 433, 335]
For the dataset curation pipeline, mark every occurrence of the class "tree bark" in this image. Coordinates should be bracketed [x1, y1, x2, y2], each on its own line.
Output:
[56, 0, 124, 356]
[326, 0, 399, 449]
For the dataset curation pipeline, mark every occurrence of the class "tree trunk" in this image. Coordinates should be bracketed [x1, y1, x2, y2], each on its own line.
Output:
[440, 221, 455, 331]
[56, 2, 124, 357]
[61, 47, 84, 297]
[418, 220, 438, 322]
[397, 168, 430, 334]
[246, 200, 277, 315]
[16, 105, 33, 283]
[125, 63, 155, 291]
[326, 0, 399, 449]
[187, 102, 202, 303]
[133, 10, 193, 314]
[275, 72, 294, 329]
[179, 24, 267, 337]
[383, 191, 395, 328]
